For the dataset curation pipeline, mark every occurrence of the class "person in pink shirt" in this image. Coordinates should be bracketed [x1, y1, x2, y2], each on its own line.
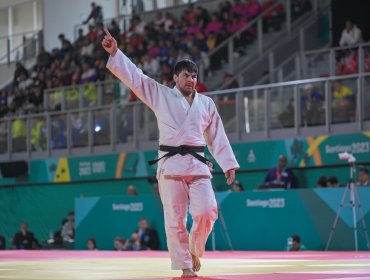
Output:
[227, 14, 247, 34]
[231, 0, 247, 18]
[245, 0, 262, 20]
[204, 14, 223, 37]
[186, 19, 201, 38]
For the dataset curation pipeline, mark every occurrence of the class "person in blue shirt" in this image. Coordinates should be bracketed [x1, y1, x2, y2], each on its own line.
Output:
[301, 83, 324, 126]
[264, 155, 298, 189]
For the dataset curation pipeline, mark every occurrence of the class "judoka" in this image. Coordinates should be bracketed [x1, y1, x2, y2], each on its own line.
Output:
[102, 28, 239, 278]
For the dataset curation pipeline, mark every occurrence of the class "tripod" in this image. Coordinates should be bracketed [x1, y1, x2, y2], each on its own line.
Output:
[325, 160, 370, 251]
[211, 189, 233, 251]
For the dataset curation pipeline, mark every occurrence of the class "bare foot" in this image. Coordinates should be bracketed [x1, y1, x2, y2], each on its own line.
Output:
[191, 254, 201, 272]
[181, 268, 197, 278]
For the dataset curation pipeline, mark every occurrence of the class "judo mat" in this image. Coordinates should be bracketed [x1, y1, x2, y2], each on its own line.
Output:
[0, 250, 369, 280]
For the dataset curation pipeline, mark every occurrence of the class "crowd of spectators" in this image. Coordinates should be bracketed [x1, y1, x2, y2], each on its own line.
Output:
[0, 0, 294, 120]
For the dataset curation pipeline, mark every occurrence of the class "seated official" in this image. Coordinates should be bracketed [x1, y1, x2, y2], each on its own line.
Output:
[263, 155, 298, 189]
[12, 223, 36, 250]
[136, 218, 160, 250]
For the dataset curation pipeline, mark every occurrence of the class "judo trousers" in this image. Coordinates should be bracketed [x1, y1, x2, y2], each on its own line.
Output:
[158, 175, 218, 270]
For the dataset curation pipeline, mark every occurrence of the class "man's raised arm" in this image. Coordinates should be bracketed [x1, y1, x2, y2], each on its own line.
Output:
[102, 28, 163, 111]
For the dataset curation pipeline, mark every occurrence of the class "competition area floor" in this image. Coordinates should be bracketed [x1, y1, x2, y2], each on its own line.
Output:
[0, 251, 370, 280]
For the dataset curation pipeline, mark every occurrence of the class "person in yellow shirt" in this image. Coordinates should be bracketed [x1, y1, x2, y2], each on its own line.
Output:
[332, 81, 355, 123]
[31, 119, 45, 151]
[12, 118, 26, 152]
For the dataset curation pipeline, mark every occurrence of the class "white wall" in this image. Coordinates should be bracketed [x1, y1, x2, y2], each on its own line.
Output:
[0, 0, 42, 62]
[43, 0, 118, 51]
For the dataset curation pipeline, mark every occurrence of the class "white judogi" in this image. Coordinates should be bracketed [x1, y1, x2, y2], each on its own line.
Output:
[107, 50, 239, 269]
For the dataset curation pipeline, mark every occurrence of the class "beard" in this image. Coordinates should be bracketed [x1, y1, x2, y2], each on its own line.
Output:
[179, 84, 195, 97]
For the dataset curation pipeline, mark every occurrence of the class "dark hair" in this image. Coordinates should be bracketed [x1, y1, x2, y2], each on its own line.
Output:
[87, 238, 97, 249]
[233, 181, 244, 191]
[317, 176, 327, 187]
[359, 168, 369, 175]
[292, 235, 301, 243]
[174, 59, 198, 76]
[114, 237, 126, 244]
[327, 176, 339, 185]
[68, 211, 75, 216]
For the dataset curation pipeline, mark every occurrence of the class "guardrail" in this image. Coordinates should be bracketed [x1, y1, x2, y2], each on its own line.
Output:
[43, 80, 129, 112]
[0, 30, 42, 65]
[1, 72, 370, 161]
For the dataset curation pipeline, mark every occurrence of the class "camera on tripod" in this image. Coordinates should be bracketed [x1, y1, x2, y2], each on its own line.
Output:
[338, 152, 356, 163]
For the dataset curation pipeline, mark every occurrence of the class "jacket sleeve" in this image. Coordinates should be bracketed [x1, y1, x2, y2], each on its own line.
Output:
[106, 49, 166, 112]
[204, 99, 239, 173]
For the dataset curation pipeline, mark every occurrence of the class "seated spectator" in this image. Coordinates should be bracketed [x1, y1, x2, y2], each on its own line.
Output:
[12, 223, 36, 250]
[245, 0, 262, 20]
[286, 235, 306, 251]
[0, 234, 5, 249]
[114, 237, 128, 251]
[231, 180, 244, 192]
[31, 118, 46, 151]
[196, 6, 210, 30]
[336, 49, 358, 75]
[13, 62, 29, 88]
[108, 19, 121, 44]
[87, 238, 98, 250]
[357, 167, 370, 186]
[231, 0, 247, 18]
[195, 81, 208, 93]
[18, 73, 33, 90]
[316, 176, 328, 188]
[301, 84, 324, 126]
[163, 12, 177, 32]
[127, 185, 138, 196]
[74, 29, 87, 49]
[153, 11, 165, 30]
[46, 218, 67, 248]
[262, 0, 285, 33]
[80, 63, 97, 83]
[126, 233, 142, 251]
[264, 155, 298, 189]
[339, 20, 362, 47]
[222, 73, 239, 90]
[11, 117, 27, 152]
[136, 218, 160, 250]
[61, 211, 75, 246]
[327, 176, 340, 187]
[331, 81, 355, 123]
[205, 13, 223, 37]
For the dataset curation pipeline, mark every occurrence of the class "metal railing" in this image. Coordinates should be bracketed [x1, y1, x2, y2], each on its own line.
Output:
[301, 42, 370, 79]
[0, 30, 42, 65]
[73, 0, 221, 40]
[1, 72, 370, 161]
[43, 80, 128, 112]
[215, 0, 330, 88]
[273, 42, 370, 83]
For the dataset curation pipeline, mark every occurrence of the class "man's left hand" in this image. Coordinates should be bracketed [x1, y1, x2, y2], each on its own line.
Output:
[225, 169, 236, 185]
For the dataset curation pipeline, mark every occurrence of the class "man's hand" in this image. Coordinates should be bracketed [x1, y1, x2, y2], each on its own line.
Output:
[102, 28, 118, 57]
[225, 169, 236, 185]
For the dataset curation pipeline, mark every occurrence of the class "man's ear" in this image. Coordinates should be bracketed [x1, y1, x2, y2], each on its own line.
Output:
[173, 74, 178, 83]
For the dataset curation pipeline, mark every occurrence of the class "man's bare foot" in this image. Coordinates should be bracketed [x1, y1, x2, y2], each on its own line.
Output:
[191, 254, 201, 272]
[181, 268, 197, 278]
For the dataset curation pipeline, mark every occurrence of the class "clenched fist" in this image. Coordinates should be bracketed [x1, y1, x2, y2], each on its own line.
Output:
[102, 28, 118, 57]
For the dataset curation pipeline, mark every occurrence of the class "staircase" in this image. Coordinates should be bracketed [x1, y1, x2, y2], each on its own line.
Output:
[201, 0, 331, 89]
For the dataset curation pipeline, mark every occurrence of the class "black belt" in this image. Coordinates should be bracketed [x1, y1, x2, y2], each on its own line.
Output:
[148, 145, 214, 169]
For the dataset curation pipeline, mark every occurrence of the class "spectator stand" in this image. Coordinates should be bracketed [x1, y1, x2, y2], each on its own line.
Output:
[0, 72, 370, 161]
